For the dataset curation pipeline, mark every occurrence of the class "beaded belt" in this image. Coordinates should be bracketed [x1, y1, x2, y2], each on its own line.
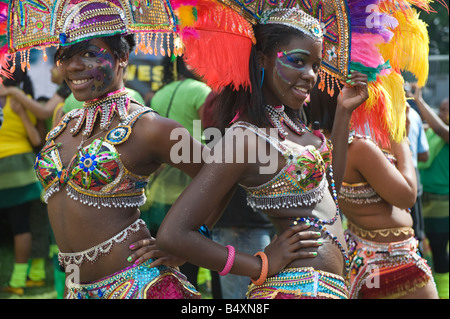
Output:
[347, 221, 415, 240]
[345, 229, 434, 299]
[246, 267, 348, 299]
[58, 219, 146, 268]
[66, 260, 201, 299]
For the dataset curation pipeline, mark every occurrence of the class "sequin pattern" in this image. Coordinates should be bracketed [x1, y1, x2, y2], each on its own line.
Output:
[232, 121, 332, 210]
[35, 106, 153, 209]
[247, 267, 348, 299]
[345, 229, 435, 299]
[66, 260, 201, 299]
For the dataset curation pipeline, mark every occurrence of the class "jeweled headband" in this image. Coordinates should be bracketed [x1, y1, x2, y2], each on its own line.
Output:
[57, 0, 128, 46]
[259, 8, 323, 41]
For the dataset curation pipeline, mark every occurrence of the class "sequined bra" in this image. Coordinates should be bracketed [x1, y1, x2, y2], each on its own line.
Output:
[231, 121, 333, 210]
[338, 134, 397, 205]
[35, 106, 154, 209]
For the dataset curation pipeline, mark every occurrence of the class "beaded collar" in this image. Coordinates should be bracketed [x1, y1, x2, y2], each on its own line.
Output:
[70, 88, 130, 138]
[265, 105, 306, 140]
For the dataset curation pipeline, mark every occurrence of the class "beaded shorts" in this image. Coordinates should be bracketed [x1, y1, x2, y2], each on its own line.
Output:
[66, 260, 201, 299]
[246, 267, 348, 299]
[345, 229, 435, 299]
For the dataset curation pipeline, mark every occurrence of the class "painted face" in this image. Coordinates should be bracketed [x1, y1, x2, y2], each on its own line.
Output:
[59, 38, 123, 102]
[262, 36, 322, 109]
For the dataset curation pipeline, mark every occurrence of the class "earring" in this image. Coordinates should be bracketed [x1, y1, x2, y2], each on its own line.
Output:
[260, 67, 265, 87]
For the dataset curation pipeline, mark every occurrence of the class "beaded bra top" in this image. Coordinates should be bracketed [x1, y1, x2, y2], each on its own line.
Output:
[231, 121, 332, 210]
[338, 134, 397, 205]
[35, 104, 154, 209]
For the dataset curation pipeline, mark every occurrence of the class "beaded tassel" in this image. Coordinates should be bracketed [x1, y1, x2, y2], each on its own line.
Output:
[70, 88, 130, 137]
[266, 105, 306, 140]
[66, 185, 147, 210]
[290, 166, 351, 274]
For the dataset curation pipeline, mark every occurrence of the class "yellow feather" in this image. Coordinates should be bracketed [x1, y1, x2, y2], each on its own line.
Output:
[379, 72, 407, 142]
[176, 6, 196, 28]
[378, 7, 430, 87]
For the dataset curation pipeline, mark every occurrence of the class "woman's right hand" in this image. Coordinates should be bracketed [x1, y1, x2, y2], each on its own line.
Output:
[263, 224, 322, 277]
[128, 237, 186, 268]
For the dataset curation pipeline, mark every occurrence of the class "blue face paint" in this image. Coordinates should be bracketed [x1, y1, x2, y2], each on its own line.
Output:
[276, 49, 312, 71]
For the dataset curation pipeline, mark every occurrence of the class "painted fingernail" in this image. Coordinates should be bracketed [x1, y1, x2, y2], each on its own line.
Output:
[134, 259, 140, 265]
[317, 240, 323, 245]
[350, 82, 355, 85]
[127, 256, 133, 262]
[346, 79, 351, 83]
[312, 252, 318, 256]
[316, 232, 322, 236]
[129, 244, 135, 249]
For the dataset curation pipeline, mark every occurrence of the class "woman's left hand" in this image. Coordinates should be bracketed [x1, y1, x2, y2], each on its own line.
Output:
[337, 70, 369, 112]
[127, 237, 186, 268]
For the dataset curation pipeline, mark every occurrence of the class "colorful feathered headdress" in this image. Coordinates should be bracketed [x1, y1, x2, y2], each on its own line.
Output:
[172, 0, 436, 147]
[0, 0, 180, 82]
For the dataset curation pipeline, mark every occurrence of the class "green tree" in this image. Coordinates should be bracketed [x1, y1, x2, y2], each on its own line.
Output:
[419, 1, 449, 55]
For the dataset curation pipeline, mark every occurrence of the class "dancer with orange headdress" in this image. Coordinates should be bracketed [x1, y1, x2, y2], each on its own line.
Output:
[157, 0, 440, 299]
[157, 0, 371, 299]
[1, 0, 318, 299]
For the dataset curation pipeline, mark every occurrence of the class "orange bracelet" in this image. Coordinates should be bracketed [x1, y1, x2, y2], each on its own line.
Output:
[251, 251, 268, 286]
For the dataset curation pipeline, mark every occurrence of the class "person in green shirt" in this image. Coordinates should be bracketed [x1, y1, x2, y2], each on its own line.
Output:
[414, 83, 449, 299]
[143, 55, 211, 293]
[144, 56, 211, 235]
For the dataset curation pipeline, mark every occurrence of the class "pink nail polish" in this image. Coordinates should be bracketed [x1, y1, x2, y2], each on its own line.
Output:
[129, 244, 135, 249]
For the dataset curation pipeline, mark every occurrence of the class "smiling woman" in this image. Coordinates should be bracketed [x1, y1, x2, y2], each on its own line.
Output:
[55, 38, 128, 101]
[156, 2, 369, 300]
[31, 0, 209, 299]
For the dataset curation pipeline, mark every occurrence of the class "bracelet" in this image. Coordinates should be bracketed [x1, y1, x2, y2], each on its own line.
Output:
[218, 245, 235, 276]
[198, 224, 212, 239]
[251, 252, 268, 286]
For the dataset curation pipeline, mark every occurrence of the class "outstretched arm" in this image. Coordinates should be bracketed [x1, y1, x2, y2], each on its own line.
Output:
[0, 86, 64, 120]
[10, 99, 42, 147]
[156, 129, 321, 278]
[412, 83, 449, 143]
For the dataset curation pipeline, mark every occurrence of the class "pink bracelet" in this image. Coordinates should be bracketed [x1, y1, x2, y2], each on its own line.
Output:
[218, 245, 235, 276]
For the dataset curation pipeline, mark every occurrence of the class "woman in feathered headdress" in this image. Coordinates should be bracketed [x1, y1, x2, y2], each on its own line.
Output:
[157, 0, 370, 299]
[1, 0, 207, 299]
[308, 0, 440, 299]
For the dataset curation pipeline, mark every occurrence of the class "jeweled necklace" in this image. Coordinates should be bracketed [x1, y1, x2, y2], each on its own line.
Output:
[266, 104, 306, 140]
[70, 88, 130, 138]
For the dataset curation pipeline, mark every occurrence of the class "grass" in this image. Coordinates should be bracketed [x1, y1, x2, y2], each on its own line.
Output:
[0, 215, 213, 300]
[0, 218, 58, 299]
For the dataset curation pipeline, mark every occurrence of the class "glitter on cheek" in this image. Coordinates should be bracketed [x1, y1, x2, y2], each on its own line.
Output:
[275, 59, 294, 87]
[84, 52, 116, 92]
